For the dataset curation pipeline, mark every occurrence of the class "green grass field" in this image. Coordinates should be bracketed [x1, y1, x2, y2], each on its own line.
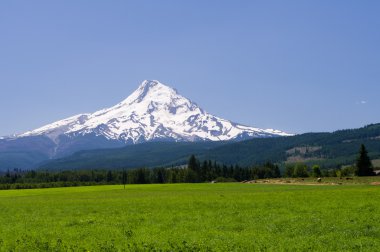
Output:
[0, 183, 379, 251]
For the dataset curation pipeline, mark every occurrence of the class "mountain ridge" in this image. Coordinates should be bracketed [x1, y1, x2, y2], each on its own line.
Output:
[0, 80, 290, 170]
[38, 123, 380, 171]
[19, 80, 291, 143]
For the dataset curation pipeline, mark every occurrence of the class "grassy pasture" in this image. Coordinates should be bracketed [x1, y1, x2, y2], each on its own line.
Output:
[0, 183, 379, 251]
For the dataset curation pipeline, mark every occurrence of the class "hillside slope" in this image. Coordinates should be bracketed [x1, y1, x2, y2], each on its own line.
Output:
[203, 123, 380, 167]
[39, 124, 380, 170]
[38, 141, 225, 170]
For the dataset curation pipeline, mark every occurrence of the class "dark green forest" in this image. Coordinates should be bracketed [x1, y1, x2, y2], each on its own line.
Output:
[0, 148, 376, 190]
[39, 124, 380, 170]
[0, 157, 279, 190]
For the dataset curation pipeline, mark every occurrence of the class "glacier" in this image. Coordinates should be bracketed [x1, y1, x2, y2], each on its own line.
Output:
[20, 80, 292, 143]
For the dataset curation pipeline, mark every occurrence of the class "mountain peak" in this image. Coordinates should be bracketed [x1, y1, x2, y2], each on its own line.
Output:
[140, 80, 161, 89]
[19, 80, 291, 145]
[139, 80, 178, 93]
[121, 80, 178, 106]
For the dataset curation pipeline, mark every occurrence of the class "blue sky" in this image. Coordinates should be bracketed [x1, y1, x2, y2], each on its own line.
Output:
[1, 1, 379, 136]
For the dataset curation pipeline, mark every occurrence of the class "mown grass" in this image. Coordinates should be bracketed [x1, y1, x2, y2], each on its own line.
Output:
[0, 183, 379, 251]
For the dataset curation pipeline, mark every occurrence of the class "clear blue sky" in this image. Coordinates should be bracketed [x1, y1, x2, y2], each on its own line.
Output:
[1, 1, 379, 136]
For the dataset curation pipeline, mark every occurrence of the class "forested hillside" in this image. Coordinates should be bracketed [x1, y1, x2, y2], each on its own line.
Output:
[38, 124, 380, 170]
[203, 123, 380, 168]
[38, 141, 225, 170]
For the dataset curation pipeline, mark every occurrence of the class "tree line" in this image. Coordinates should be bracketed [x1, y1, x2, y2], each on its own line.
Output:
[0, 144, 375, 190]
[0, 157, 283, 190]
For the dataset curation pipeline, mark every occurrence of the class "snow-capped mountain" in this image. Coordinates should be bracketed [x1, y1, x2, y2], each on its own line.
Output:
[20, 80, 291, 143]
[0, 80, 292, 170]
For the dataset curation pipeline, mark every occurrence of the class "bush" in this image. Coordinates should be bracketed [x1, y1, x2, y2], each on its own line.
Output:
[214, 177, 237, 183]
[293, 163, 309, 178]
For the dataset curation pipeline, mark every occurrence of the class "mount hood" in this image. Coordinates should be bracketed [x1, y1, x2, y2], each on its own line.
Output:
[20, 80, 291, 143]
[0, 80, 291, 169]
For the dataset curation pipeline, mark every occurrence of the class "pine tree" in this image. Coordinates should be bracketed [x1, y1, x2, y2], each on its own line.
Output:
[106, 170, 113, 182]
[201, 160, 208, 181]
[312, 165, 322, 177]
[188, 155, 198, 171]
[284, 165, 295, 178]
[355, 144, 374, 176]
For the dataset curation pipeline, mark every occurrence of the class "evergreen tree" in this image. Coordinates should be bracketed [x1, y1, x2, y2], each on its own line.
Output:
[201, 160, 208, 181]
[188, 155, 198, 172]
[355, 144, 374, 176]
[284, 165, 295, 178]
[263, 162, 281, 178]
[122, 169, 127, 189]
[185, 168, 198, 183]
[106, 170, 113, 182]
[156, 168, 166, 183]
[312, 165, 322, 177]
[293, 163, 309, 178]
[273, 164, 281, 178]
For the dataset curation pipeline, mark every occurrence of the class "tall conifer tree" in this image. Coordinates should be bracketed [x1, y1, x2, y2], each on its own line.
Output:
[355, 144, 374, 176]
